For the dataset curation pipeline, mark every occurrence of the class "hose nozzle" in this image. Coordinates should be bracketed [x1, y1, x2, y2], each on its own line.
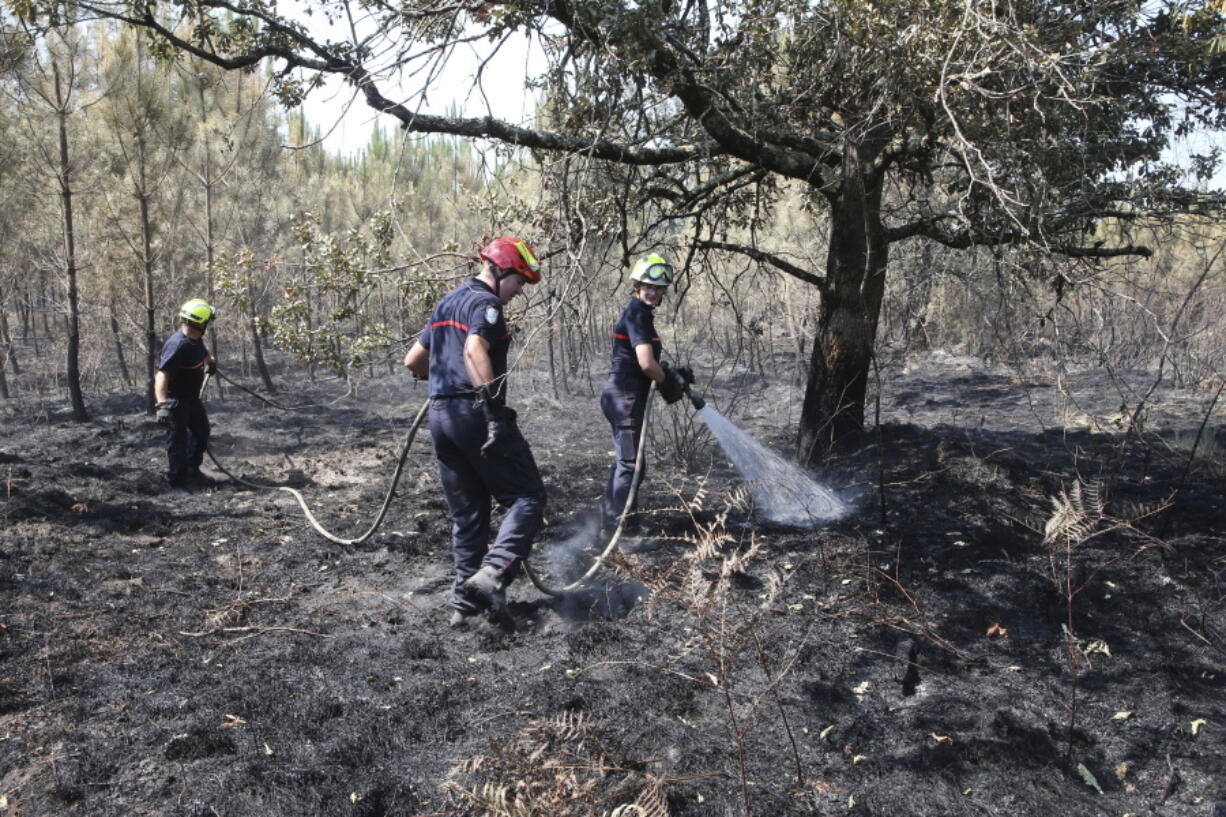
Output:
[688, 391, 706, 410]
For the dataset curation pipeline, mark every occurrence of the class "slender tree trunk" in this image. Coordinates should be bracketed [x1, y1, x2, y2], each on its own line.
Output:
[246, 264, 276, 392]
[201, 173, 225, 398]
[797, 142, 887, 465]
[1, 295, 19, 377]
[19, 290, 31, 343]
[250, 317, 275, 391]
[305, 262, 316, 382]
[111, 314, 131, 387]
[56, 69, 88, 422]
[140, 181, 158, 413]
[544, 287, 561, 400]
[0, 296, 9, 398]
[35, 269, 47, 353]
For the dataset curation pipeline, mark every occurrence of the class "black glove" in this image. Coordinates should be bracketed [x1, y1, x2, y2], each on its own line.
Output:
[657, 362, 685, 404]
[155, 398, 179, 425]
[481, 406, 519, 457]
[475, 382, 518, 456]
[206, 361, 217, 375]
[675, 365, 695, 386]
[473, 381, 506, 413]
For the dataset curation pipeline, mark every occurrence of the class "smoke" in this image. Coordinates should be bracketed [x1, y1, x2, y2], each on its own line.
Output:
[534, 514, 649, 622]
[539, 514, 602, 584]
[696, 406, 848, 527]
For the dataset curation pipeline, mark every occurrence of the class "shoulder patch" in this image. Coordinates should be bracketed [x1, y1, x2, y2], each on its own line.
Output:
[485, 305, 500, 325]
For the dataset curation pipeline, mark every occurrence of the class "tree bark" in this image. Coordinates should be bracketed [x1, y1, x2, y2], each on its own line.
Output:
[0, 298, 9, 398]
[797, 142, 887, 465]
[140, 177, 158, 413]
[246, 264, 276, 392]
[201, 163, 226, 398]
[111, 314, 132, 387]
[56, 65, 88, 422]
[249, 317, 275, 392]
[1, 292, 18, 377]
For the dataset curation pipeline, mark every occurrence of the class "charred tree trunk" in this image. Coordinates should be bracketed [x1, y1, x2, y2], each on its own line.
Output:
[140, 184, 158, 414]
[0, 298, 9, 398]
[201, 171, 226, 398]
[111, 314, 132, 387]
[797, 142, 887, 465]
[1, 293, 18, 378]
[246, 263, 276, 393]
[56, 69, 88, 422]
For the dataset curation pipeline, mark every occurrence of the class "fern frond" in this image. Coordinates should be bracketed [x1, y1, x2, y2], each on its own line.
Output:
[632, 777, 671, 817]
[720, 539, 761, 579]
[690, 531, 721, 563]
[549, 710, 590, 742]
[1081, 479, 1105, 517]
[1043, 489, 1079, 545]
[1043, 481, 1098, 547]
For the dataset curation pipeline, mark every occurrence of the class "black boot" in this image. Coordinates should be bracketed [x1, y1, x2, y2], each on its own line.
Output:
[186, 467, 219, 488]
[461, 565, 515, 633]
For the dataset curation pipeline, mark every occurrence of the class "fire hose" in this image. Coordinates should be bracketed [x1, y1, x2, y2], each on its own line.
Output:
[202, 368, 431, 546]
[199, 368, 704, 592]
[526, 369, 703, 597]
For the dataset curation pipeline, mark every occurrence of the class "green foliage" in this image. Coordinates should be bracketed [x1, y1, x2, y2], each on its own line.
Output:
[217, 213, 394, 376]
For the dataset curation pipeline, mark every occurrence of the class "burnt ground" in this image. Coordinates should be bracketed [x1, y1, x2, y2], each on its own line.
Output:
[1, 351, 1223, 817]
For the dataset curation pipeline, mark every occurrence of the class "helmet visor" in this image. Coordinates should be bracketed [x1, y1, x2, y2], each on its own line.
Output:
[641, 263, 674, 285]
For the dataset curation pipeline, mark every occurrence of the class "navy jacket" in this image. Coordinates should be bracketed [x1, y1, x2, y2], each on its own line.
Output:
[420, 278, 511, 399]
[609, 297, 660, 388]
[158, 330, 210, 399]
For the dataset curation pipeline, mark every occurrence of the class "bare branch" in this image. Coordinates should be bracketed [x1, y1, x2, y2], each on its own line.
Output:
[696, 240, 826, 290]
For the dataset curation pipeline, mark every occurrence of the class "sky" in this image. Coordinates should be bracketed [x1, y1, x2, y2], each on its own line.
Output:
[300, 31, 542, 158]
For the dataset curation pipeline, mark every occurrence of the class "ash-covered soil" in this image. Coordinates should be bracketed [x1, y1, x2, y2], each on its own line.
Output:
[1, 352, 1223, 817]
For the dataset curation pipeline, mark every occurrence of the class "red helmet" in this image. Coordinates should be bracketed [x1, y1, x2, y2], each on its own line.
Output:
[479, 237, 541, 283]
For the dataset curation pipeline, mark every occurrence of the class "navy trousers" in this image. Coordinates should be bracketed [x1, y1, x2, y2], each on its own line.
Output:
[429, 398, 546, 613]
[600, 377, 649, 528]
[166, 396, 210, 483]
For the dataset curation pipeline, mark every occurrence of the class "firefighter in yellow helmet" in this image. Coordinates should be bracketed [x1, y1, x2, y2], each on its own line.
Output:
[600, 254, 688, 531]
[154, 299, 218, 489]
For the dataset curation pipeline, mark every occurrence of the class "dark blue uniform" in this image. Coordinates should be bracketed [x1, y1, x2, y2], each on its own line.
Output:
[600, 298, 661, 527]
[419, 278, 546, 614]
[158, 329, 211, 484]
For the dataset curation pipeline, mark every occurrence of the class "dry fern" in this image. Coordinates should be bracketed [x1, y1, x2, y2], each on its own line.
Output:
[760, 567, 784, 610]
[444, 712, 649, 817]
[631, 776, 671, 817]
[1042, 480, 1104, 548]
[602, 777, 672, 817]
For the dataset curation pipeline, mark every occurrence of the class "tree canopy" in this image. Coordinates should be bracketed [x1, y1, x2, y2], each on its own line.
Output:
[13, 0, 1225, 458]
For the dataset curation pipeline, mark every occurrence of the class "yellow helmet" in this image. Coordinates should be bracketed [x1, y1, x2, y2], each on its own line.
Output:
[629, 254, 674, 287]
[178, 299, 215, 327]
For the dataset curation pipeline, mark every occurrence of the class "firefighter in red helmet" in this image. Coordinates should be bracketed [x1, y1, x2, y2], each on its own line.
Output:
[404, 237, 546, 633]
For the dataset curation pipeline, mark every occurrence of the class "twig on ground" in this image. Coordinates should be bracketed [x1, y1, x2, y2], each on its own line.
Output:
[177, 625, 330, 641]
[1178, 615, 1219, 653]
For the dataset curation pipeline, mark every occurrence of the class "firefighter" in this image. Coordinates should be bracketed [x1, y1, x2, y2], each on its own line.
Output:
[403, 237, 546, 632]
[600, 254, 687, 532]
[155, 299, 218, 489]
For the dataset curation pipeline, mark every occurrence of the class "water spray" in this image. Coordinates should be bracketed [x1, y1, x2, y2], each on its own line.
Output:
[529, 365, 845, 602]
[671, 367, 847, 526]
